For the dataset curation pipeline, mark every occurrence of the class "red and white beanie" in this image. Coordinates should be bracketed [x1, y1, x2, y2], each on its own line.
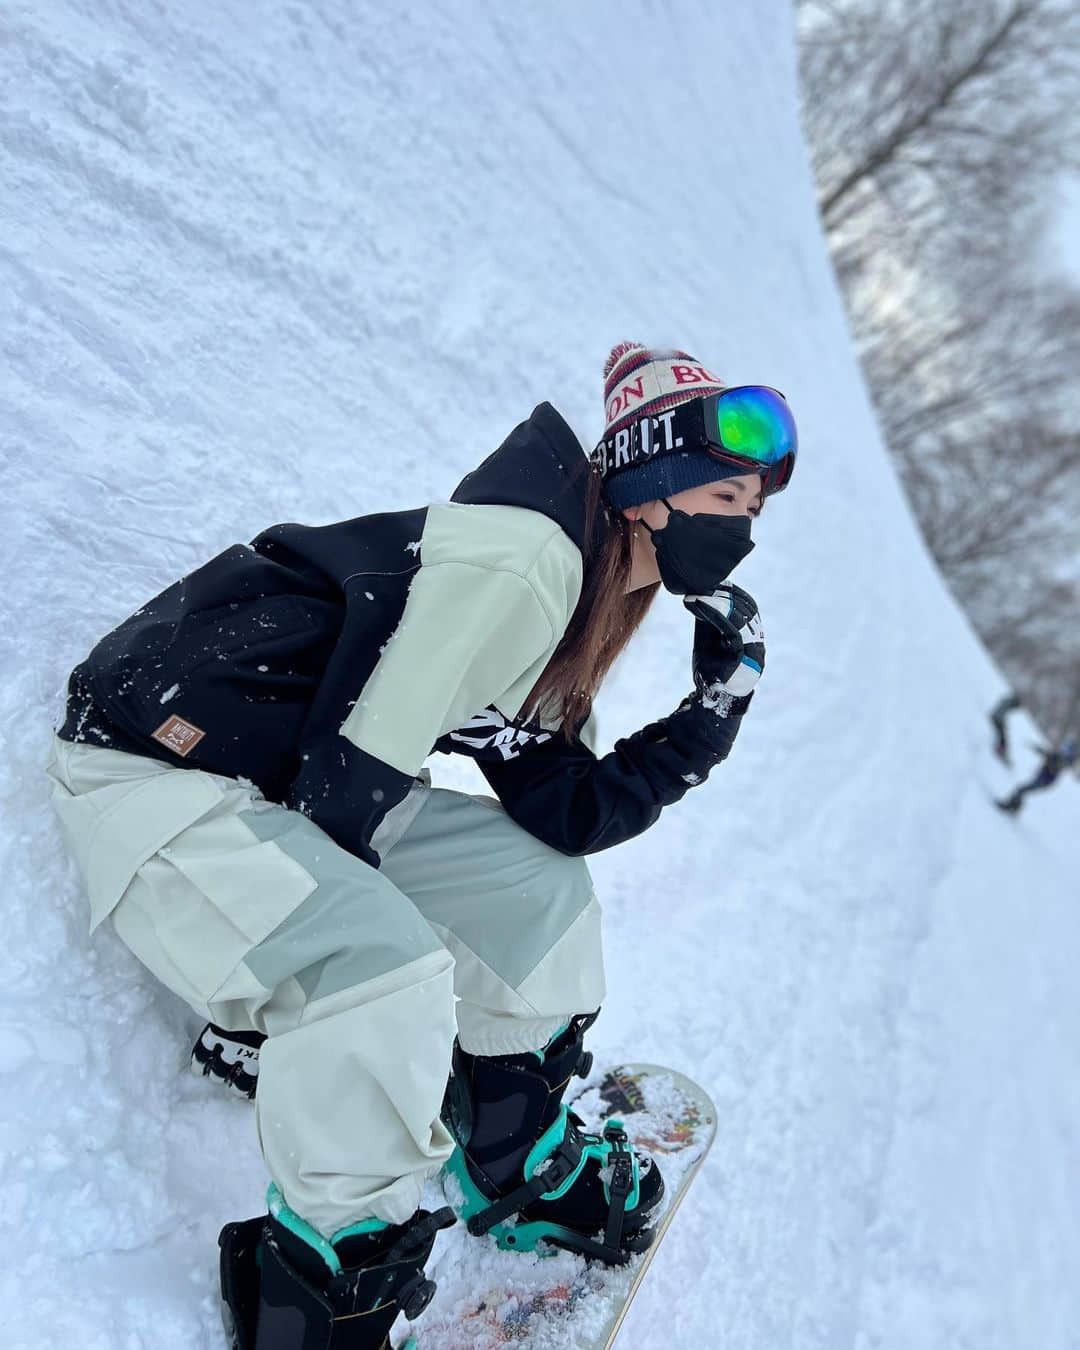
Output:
[603, 342, 726, 435]
[599, 342, 742, 509]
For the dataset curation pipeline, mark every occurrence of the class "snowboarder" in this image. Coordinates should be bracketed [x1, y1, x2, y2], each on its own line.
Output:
[996, 739, 1077, 815]
[989, 692, 1021, 764]
[44, 343, 797, 1349]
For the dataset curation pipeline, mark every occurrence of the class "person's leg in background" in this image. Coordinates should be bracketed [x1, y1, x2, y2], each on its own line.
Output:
[998, 762, 1058, 814]
[990, 693, 1021, 763]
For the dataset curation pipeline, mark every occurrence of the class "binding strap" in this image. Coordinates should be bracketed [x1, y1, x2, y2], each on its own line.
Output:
[466, 1131, 584, 1236]
[602, 1122, 634, 1255]
[466, 1118, 646, 1266]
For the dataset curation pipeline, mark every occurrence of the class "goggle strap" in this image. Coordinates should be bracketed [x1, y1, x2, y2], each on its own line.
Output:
[593, 387, 796, 496]
[592, 403, 707, 479]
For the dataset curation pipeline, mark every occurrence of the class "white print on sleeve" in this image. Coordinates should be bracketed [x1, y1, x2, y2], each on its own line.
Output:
[447, 705, 554, 762]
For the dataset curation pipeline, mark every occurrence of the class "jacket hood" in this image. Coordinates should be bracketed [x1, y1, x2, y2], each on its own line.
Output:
[451, 403, 609, 557]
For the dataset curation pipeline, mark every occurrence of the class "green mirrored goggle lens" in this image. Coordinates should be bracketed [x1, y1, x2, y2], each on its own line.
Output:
[711, 386, 798, 466]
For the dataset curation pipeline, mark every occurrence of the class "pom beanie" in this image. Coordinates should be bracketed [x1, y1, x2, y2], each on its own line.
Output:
[598, 342, 747, 509]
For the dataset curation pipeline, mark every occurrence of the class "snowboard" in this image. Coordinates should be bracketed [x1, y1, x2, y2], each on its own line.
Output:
[411, 1062, 717, 1350]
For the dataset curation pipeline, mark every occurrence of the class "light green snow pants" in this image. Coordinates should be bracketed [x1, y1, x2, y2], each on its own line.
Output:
[45, 734, 604, 1236]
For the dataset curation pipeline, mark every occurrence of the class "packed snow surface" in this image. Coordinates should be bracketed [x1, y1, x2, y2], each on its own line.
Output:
[2, 2, 1078, 1347]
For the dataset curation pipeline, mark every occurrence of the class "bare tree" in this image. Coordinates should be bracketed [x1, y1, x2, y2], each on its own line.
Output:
[800, 0, 1080, 232]
[796, 0, 1080, 745]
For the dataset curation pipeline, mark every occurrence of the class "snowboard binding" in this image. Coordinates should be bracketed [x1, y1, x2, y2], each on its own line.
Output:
[191, 1022, 265, 1100]
[441, 1013, 664, 1266]
[219, 1184, 454, 1350]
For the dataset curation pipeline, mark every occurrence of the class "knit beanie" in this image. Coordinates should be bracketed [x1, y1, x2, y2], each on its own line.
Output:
[598, 342, 747, 509]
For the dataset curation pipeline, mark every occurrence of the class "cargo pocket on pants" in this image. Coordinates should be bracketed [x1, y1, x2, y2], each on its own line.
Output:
[145, 806, 318, 1005]
[80, 769, 228, 932]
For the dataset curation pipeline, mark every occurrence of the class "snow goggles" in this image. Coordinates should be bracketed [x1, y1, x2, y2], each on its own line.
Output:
[593, 385, 798, 496]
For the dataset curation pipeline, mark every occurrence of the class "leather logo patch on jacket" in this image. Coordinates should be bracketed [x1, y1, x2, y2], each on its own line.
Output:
[152, 714, 207, 757]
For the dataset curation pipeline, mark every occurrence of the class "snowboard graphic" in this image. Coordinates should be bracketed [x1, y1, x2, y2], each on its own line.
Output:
[414, 1063, 717, 1350]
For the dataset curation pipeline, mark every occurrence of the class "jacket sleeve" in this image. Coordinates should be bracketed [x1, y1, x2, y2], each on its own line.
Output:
[287, 562, 562, 866]
[476, 695, 751, 856]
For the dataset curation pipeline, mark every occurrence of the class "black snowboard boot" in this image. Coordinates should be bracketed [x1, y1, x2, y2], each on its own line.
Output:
[219, 1184, 455, 1349]
[441, 1012, 664, 1265]
[191, 1022, 265, 1099]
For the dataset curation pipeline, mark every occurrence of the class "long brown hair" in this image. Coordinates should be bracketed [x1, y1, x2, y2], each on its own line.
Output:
[523, 467, 660, 740]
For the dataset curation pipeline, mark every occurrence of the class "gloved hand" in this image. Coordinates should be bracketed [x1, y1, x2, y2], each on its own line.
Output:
[683, 584, 765, 712]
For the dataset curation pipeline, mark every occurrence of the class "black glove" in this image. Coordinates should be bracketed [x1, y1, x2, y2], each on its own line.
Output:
[684, 584, 765, 712]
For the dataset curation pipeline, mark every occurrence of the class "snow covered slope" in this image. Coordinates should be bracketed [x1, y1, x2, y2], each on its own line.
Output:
[3, 2, 1078, 1347]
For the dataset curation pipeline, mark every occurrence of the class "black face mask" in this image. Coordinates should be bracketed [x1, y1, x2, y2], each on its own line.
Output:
[640, 498, 755, 595]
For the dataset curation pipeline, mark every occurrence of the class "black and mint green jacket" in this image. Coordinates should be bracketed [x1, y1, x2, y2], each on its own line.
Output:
[59, 405, 745, 866]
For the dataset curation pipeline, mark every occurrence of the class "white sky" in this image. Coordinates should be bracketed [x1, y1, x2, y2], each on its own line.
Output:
[1050, 174, 1080, 277]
